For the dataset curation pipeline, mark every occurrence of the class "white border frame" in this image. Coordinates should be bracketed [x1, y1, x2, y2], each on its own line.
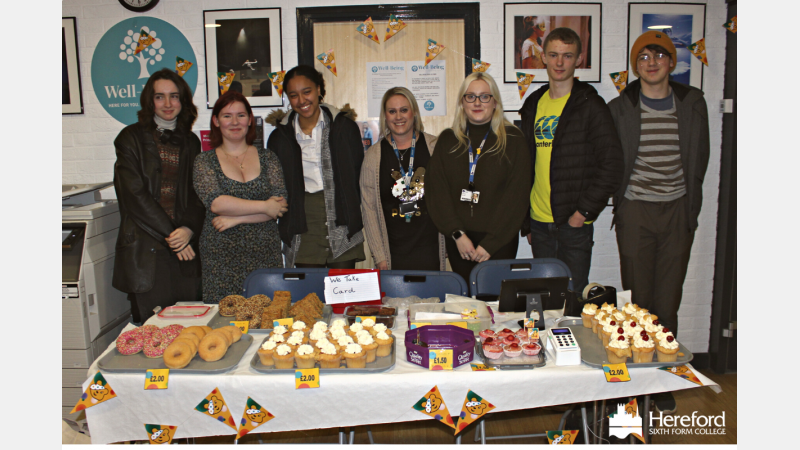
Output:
[504, 3, 602, 83]
[627, 3, 705, 89]
[203, 8, 284, 108]
[62, 17, 84, 114]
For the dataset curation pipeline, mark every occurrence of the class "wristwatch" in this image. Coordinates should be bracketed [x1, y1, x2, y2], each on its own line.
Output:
[451, 230, 465, 241]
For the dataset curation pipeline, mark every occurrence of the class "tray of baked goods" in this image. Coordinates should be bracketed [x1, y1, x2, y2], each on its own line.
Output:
[341, 305, 398, 329]
[474, 327, 546, 370]
[98, 324, 253, 373]
[560, 312, 693, 368]
[208, 291, 332, 333]
[250, 318, 396, 373]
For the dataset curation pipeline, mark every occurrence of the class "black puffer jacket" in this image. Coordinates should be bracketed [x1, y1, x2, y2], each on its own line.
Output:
[520, 80, 623, 231]
[111, 122, 205, 293]
[266, 104, 364, 246]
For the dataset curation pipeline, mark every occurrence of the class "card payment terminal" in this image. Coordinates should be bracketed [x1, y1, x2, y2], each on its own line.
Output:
[545, 327, 582, 366]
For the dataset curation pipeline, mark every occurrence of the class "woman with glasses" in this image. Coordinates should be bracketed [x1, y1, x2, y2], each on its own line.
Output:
[427, 73, 530, 284]
[360, 87, 446, 271]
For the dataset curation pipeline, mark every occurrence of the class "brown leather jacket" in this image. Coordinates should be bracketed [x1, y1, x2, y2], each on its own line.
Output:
[111, 122, 205, 293]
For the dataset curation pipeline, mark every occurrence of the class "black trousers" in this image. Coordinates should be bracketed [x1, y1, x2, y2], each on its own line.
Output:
[128, 248, 201, 324]
[445, 230, 519, 289]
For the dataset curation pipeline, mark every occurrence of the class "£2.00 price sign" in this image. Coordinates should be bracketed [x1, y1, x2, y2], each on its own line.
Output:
[295, 368, 320, 389]
[602, 363, 630, 382]
[145, 369, 169, 390]
[429, 349, 453, 370]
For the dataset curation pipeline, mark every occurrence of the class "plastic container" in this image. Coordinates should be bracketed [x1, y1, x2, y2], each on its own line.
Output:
[156, 305, 211, 319]
[404, 325, 475, 369]
[343, 305, 397, 328]
[408, 301, 493, 334]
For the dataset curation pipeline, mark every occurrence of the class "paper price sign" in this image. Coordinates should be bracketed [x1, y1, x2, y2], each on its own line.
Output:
[295, 368, 320, 389]
[602, 363, 631, 382]
[527, 328, 540, 341]
[470, 363, 496, 371]
[410, 322, 431, 330]
[145, 369, 169, 390]
[429, 349, 453, 370]
[447, 321, 468, 329]
[273, 318, 294, 328]
[229, 321, 249, 334]
[355, 316, 376, 323]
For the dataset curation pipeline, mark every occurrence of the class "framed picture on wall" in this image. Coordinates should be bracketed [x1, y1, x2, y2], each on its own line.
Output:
[504, 3, 602, 83]
[63, 17, 84, 114]
[203, 8, 284, 108]
[504, 110, 522, 130]
[628, 3, 706, 89]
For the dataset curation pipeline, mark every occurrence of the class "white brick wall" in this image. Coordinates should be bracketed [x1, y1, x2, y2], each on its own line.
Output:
[61, 0, 728, 352]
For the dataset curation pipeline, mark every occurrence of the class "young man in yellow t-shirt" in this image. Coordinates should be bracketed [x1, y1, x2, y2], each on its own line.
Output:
[520, 27, 623, 295]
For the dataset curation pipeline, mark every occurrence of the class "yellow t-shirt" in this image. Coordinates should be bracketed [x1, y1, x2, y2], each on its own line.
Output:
[530, 90, 570, 222]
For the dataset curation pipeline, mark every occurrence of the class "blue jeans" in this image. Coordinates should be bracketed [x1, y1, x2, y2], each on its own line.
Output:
[529, 218, 594, 295]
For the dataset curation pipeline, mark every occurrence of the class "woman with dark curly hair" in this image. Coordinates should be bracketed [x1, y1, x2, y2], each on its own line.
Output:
[112, 68, 205, 323]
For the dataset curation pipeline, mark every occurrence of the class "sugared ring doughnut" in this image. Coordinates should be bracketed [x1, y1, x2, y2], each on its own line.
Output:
[143, 330, 173, 358]
[116, 329, 144, 355]
[198, 333, 229, 362]
[164, 341, 194, 369]
[200, 326, 213, 335]
[208, 329, 232, 347]
[171, 336, 198, 355]
[176, 331, 201, 347]
[221, 325, 243, 343]
[183, 326, 206, 340]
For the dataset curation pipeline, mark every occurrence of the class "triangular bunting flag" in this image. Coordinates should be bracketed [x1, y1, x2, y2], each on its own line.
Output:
[688, 38, 708, 66]
[516, 72, 535, 99]
[145, 424, 177, 445]
[609, 71, 628, 94]
[218, 71, 234, 95]
[134, 29, 157, 55]
[454, 390, 495, 435]
[412, 385, 456, 429]
[268, 71, 286, 96]
[424, 39, 445, 66]
[659, 365, 704, 385]
[723, 16, 737, 33]
[70, 371, 117, 413]
[175, 57, 193, 77]
[316, 49, 338, 76]
[195, 387, 237, 431]
[608, 398, 644, 442]
[547, 430, 579, 444]
[384, 14, 407, 42]
[357, 17, 380, 44]
[236, 397, 275, 440]
[471, 59, 491, 73]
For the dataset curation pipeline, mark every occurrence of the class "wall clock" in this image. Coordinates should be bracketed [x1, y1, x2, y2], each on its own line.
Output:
[118, 0, 160, 13]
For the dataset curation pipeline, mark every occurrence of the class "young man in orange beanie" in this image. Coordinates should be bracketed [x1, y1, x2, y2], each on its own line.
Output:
[608, 30, 710, 413]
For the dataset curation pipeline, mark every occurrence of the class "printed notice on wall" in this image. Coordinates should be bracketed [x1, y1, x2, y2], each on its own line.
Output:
[367, 62, 407, 118]
[407, 61, 446, 116]
[365, 61, 446, 118]
[323, 272, 381, 304]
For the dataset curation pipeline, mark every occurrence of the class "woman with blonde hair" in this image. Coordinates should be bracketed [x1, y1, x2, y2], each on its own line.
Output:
[427, 72, 530, 284]
[360, 87, 446, 271]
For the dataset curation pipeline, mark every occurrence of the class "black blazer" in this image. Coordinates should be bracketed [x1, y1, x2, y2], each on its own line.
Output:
[111, 122, 205, 293]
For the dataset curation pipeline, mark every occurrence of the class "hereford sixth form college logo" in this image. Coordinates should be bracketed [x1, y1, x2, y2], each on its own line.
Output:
[91, 17, 196, 125]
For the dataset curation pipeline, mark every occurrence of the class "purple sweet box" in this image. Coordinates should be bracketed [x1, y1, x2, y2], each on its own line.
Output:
[404, 325, 476, 369]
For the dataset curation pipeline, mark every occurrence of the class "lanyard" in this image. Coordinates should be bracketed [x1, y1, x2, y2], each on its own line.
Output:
[390, 131, 416, 187]
[467, 128, 490, 189]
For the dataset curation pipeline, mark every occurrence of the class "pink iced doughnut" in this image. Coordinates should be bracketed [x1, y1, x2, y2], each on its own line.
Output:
[143, 330, 172, 358]
[140, 325, 160, 339]
[116, 329, 144, 355]
[162, 324, 184, 340]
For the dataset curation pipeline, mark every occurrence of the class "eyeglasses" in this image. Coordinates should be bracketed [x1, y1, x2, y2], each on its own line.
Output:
[637, 53, 669, 64]
[463, 93, 494, 103]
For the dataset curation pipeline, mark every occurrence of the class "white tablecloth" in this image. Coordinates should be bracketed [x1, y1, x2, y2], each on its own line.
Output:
[83, 306, 719, 444]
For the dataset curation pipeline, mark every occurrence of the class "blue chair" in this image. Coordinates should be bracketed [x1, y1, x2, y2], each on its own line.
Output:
[380, 270, 468, 302]
[469, 258, 573, 298]
[242, 268, 330, 302]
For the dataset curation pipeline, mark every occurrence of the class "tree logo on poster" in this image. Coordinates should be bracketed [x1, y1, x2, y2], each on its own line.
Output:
[91, 17, 197, 125]
[424, 100, 435, 111]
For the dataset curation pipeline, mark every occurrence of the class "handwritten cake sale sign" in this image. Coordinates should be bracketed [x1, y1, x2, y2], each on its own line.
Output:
[323, 273, 381, 304]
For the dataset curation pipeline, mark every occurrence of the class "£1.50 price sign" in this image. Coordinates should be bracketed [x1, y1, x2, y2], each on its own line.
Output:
[296, 368, 320, 389]
[429, 349, 453, 370]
